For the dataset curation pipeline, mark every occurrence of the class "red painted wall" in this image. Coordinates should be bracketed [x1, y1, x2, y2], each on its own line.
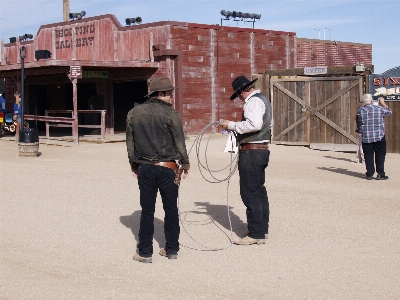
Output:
[296, 38, 372, 68]
[171, 23, 296, 133]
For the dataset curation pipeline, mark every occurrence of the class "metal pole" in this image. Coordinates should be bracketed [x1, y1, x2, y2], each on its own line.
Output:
[324, 28, 331, 40]
[20, 46, 26, 129]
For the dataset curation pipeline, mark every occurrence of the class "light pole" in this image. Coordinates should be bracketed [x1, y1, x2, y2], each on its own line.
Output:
[19, 46, 26, 132]
[17, 45, 39, 156]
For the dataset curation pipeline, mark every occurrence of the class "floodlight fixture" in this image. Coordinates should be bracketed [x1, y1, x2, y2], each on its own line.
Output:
[125, 17, 142, 26]
[220, 10, 261, 28]
[9, 37, 17, 43]
[220, 10, 230, 18]
[69, 11, 86, 20]
[18, 34, 33, 42]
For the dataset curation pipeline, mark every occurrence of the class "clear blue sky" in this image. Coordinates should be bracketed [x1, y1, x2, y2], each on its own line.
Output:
[1, 0, 398, 74]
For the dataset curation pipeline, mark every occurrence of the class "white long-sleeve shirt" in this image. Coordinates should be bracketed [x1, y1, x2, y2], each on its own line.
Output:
[227, 89, 273, 143]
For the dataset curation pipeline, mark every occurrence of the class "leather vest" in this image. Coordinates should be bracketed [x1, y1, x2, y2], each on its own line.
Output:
[237, 92, 272, 144]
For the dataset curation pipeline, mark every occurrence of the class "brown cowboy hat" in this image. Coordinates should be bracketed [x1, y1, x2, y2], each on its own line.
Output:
[147, 77, 178, 96]
[230, 75, 258, 100]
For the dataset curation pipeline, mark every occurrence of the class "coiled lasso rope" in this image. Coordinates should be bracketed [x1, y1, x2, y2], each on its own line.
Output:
[178, 121, 240, 251]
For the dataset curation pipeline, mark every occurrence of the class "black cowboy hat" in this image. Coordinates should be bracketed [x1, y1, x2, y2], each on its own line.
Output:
[230, 75, 258, 100]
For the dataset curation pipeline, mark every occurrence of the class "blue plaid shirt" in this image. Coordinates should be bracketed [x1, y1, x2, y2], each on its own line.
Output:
[356, 104, 392, 143]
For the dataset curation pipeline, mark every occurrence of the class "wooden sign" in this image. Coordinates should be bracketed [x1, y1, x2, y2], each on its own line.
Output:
[304, 66, 327, 75]
[83, 71, 108, 78]
[70, 66, 82, 78]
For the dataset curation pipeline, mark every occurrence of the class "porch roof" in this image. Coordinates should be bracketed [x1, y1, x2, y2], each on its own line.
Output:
[0, 59, 159, 78]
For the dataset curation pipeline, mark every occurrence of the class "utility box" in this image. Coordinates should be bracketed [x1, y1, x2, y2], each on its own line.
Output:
[355, 65, 365, 72]
[35, 50, 51, 60]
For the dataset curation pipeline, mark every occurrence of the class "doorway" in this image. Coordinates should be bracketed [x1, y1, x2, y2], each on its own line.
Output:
[113, 80, 147, 132]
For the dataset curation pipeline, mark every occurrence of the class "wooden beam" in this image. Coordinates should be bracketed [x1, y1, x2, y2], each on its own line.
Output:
[24, 115, 74, 123]
[273, 141, 310, 146]
[264, 65, 374, 77]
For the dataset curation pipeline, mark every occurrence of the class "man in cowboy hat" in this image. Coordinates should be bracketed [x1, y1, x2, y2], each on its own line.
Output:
[126, 76, 190, 263]
[220, 75, 273, 245]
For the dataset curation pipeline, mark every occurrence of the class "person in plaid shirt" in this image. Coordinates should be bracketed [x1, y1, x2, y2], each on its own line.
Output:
[356, 94, 392, 180]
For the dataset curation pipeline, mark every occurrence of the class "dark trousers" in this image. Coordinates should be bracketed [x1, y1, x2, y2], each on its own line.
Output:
[238, 149, 270, 239]
[362, 136, 387, 177]
[137, 164, 179, 258]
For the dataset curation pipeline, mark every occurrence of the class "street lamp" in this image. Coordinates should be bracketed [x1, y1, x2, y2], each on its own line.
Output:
[17, 46, 39, 155]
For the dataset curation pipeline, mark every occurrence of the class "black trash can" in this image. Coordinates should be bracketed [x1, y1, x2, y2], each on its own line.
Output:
[18, 128, 39, 157]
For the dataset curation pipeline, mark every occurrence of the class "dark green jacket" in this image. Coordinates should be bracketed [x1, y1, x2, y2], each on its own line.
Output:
[126, 97, 190, 169]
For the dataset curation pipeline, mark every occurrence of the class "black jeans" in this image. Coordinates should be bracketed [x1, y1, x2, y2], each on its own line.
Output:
[137, 164, 179, 258]
[238, 149, 270, 239]
[362, 136, 387, 177]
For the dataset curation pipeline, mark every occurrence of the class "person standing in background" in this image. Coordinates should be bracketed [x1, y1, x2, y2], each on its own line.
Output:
[356, 94, 392, 180]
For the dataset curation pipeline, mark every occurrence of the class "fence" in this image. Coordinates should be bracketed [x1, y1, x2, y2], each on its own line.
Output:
[24, 110, 106, 143]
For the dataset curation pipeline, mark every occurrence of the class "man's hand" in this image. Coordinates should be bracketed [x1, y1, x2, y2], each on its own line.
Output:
[220, 119, 230, 130]
[131, 163, 139, 178]
[183, 169, 190, 179]
[378, 97, 388, 108]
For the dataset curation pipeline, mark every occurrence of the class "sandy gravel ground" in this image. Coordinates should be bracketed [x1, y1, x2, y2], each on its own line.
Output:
[1, 134, 399, 299]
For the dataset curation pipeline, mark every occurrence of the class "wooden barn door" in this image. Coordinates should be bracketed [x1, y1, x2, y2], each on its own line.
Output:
[270, 76, 363, 151]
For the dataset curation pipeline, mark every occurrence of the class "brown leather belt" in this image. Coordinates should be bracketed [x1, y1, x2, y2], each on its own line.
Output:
[239, 143, 269, 151]
[154, 161, 178, 171]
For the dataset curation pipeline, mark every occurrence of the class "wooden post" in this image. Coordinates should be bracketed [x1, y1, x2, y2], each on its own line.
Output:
[72, 78, 79, 145]
[152, 45, 183, 117]
[14, 92, 21, 143]
[364, 74, 370, 95]
[63, 0, 70, 22]
[101, 110, 106, 141]
[45, 110, 50, 137]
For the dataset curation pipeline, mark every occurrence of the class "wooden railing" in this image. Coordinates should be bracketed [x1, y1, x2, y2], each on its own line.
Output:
[24, 110, 106, 142]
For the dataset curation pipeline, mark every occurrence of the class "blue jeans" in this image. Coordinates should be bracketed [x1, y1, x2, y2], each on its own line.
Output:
[238, 149, 270, 239]
[362, 136, 387, 177]
[137, 164, 179, 258]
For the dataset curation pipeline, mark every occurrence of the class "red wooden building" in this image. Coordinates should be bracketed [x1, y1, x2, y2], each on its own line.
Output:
[0, 14, 372, 138]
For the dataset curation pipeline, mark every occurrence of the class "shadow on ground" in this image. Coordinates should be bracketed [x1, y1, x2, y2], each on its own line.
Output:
[193, 201, 246, 237]
[120, 211, 166, 248]
[323, 155, 358, 163]
[318, 167, 364, 179]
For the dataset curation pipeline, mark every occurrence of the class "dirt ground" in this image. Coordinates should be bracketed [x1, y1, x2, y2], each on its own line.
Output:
[1, 134, 399, 299]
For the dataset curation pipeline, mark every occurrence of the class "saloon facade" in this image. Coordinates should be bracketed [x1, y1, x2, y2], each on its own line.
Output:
[0, 14, 372, 136]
